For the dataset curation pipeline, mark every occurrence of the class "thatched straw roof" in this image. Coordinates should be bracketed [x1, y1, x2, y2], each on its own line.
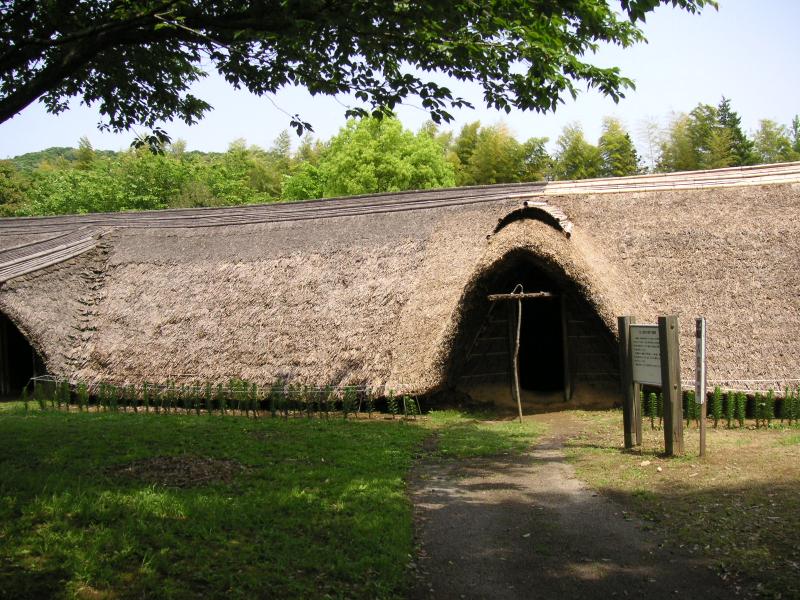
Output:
[1, 162, 799, 397]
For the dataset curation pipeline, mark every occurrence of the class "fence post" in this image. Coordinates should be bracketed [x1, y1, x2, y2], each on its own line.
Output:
[696, 317, 707, 458]
[659, 315, 684, 456]
[618, 316, 638, 449]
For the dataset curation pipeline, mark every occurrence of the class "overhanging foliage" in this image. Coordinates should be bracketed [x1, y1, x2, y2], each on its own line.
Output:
[0, 0, 714, 132]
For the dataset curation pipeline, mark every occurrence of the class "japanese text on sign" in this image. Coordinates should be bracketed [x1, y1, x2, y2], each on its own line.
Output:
[630, 324, 662, 385]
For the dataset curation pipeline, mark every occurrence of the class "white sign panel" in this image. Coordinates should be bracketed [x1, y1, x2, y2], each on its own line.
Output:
[630, 324, 662, 385]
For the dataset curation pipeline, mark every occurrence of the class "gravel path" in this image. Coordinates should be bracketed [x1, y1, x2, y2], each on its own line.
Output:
[409, 413, 731, 600]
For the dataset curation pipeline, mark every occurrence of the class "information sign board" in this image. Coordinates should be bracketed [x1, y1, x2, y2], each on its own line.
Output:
[630, 324, 662, 385]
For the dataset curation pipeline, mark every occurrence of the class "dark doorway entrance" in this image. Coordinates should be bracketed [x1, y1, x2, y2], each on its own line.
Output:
[453, 250, 618, 410]
[518, 296, 565, 392]
[0, 313, 43, 397]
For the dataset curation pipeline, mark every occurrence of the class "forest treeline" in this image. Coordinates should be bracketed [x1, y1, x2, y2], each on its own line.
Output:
[1, 98, 799, 216]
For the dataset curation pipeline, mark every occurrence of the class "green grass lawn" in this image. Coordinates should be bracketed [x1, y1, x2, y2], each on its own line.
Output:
[426, 410, 543, 458]
[0, 405, 540, 599]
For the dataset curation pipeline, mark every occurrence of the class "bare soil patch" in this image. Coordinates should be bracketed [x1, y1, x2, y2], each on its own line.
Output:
[409, 411, 732, 600]
[108, 455, 246, 488]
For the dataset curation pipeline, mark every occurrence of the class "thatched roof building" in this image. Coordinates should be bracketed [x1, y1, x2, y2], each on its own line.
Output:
[1, 163, 799, 408]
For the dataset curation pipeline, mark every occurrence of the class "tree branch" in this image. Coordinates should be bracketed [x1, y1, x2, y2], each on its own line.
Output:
[0, 23, 181, 124]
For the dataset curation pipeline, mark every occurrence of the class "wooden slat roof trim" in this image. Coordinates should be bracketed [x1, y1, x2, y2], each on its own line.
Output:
[0, 188, 543, 234]
[0, 227, 112, 284]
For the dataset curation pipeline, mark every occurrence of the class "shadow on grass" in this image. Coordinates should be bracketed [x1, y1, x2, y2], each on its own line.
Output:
[409, 423, 744, 600]
[412, 456, 798, 600]
[0, 561, 68, 600]
[0, 410, 430, 599]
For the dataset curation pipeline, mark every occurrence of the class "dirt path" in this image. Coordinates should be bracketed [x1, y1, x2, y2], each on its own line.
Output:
[409, 413, 731, 600]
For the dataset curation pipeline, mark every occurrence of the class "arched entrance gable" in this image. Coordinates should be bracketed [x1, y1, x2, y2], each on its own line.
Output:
[444, 224, 620, 412]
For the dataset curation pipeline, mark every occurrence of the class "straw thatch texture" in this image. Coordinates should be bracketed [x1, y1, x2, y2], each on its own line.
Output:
[76, 201, 519, 389]
[554, 182, 800, 391]
[0, 243, 110, 373]
[0, 165, 799, 398]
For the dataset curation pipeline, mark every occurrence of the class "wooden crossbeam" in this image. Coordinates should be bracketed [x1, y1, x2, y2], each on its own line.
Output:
[487, 291, 556, 301]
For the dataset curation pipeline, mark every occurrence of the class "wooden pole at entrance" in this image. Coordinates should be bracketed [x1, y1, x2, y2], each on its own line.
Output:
[489, 288, 556, 424]
[512, 299, 524, 424]
[659, 315, 684, 456]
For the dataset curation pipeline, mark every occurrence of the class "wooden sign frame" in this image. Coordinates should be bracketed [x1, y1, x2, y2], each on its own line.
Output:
[618, 315, 684, 456]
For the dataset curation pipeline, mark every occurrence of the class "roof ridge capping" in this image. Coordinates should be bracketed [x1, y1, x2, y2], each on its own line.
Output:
[541, 161, 800, 195]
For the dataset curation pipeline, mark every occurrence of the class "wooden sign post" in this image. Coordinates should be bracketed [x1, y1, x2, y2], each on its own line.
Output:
[617, 316, 641, 449]
[619, 315, 684, 456]
[658, 316, 684, 456]
[695, 317, 707, 458]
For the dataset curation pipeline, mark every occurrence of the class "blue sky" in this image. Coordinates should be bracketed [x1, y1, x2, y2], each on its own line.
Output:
[1, 0, 798, 158]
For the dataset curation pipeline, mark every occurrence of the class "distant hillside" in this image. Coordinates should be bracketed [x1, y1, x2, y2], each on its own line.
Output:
[9, 147, 224, 172]
[11, 147, 118, 171]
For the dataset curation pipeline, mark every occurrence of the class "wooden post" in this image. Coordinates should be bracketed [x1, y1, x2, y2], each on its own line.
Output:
[699, 393, 707, 457]
[512, 299, 524, 423]
[633, 379, 642, 447]
[633, 381, 642, 447]
[618, 316, 638, 449]
[659, 315, 684, 456]
[561, 296, 571, 403]
[696, 317, 707, 458]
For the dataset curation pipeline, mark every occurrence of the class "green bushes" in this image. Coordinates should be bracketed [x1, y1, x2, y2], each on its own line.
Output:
[342, 386, 358, 419]
[25, 377, 800, 430]
[77, 382, 88, 411]
[752, 389, 776, 429]
[647, 392, 657, 429]
[387, 390, 399, 419]
[711, 386, 723, 427]
[403, 395, 421, 417]
[735, 392, 747, 428]
[31, 377, 419, 420]
[638, 386, 800, 431]
[643, 391, 663, 430]
[765, 389, 776, 427]
[783, 387, 799, 425]
[726, 391, 735, 428]
[684, 390, 699, 427]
